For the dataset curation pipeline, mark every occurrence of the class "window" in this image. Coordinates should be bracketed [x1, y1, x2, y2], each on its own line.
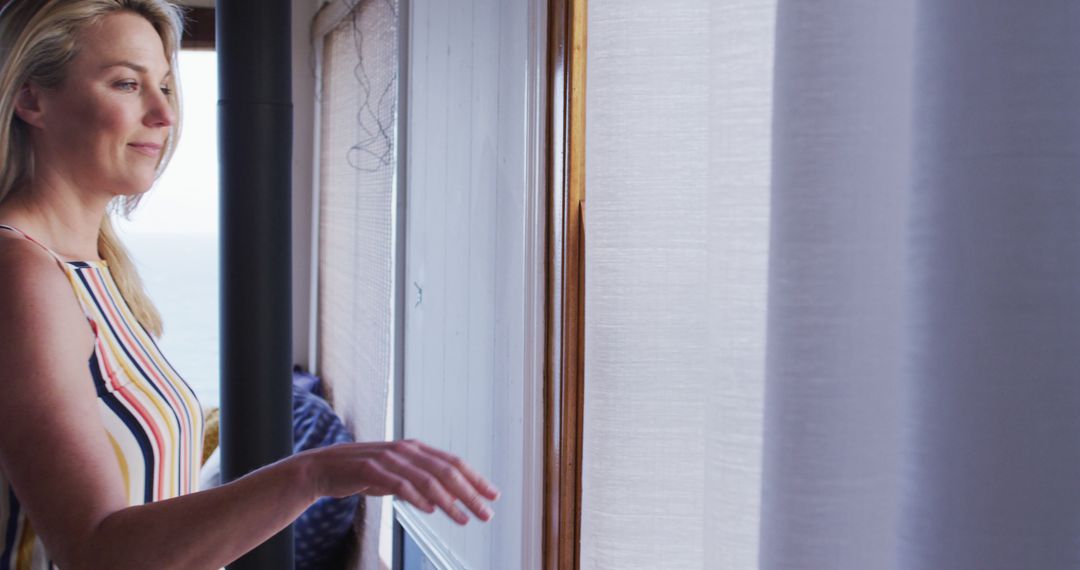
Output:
[118, 49, 220, 407]
[309, 0, 546, 567]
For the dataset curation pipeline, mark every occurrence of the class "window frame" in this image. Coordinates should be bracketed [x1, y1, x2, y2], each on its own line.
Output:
[307, 1, 548, 568]
[544, 0, 586, 567]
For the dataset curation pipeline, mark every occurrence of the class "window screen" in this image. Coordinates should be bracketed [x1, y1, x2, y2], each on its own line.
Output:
[315, 1, 400, 566]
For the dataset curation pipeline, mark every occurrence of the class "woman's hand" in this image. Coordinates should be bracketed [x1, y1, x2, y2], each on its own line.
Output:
[300, 439, 499, 525]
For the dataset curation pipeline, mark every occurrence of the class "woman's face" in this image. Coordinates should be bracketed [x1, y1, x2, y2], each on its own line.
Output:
[31, 11, 175, 198]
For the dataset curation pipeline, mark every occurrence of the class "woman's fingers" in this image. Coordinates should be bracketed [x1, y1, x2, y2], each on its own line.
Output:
[414, 441, 501, 501]
[315, 440, 496, 525]
[380, 449, 470, 523]
[395, 442, 494, 522]
[352, 459, 436, 514]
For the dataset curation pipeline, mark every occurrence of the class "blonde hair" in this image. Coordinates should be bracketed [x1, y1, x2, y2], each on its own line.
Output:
[0, 0, 186, 337]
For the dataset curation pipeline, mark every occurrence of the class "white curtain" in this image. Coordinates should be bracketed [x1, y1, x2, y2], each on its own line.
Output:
[582, 1, 773, 567]
[582, 1, 1080, 568]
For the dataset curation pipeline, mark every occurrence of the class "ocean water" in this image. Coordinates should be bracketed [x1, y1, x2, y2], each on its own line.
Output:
[123, 232, 220, 408]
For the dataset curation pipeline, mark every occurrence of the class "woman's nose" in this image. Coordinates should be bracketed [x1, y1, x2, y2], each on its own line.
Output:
[145, 89, 176, 128]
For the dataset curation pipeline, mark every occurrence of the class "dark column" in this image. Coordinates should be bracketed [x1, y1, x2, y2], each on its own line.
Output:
[217, 0, 294, 568]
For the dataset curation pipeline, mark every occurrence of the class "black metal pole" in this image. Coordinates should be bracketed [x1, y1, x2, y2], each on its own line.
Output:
[217, 1, 294, 568]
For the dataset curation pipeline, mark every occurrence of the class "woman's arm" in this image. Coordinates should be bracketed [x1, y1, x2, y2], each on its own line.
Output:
[89, 452, 314, 569]
[0, 242, 497, 570]
[90, 440, 498, 570]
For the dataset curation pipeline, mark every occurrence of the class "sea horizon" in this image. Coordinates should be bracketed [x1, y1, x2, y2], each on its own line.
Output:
[121, 230, 221, 409]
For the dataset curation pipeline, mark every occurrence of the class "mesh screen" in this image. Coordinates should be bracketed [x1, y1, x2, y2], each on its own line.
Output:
[316, 1, 399, 567]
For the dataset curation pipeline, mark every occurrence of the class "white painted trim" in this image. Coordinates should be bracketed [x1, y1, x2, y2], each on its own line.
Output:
[394, 501, 468, 570]
[391, 0, 410, 444]
[391, 2, 411, 567]
[521, 1, 548, 569]
[384, 2, 410, 566]
[306, 35, 325, 374]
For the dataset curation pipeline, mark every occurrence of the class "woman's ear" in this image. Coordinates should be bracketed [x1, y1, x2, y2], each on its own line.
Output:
[13, 83, 46, 128]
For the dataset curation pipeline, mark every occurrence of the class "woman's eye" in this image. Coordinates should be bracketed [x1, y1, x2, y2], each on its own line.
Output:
[115, 80, 138, 92]
[161, 86, 173, 96]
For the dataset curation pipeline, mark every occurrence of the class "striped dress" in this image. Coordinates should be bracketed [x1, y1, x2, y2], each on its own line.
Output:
[0, 224, 204, 569]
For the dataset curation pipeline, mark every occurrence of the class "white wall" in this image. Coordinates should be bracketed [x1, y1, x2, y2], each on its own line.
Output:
[292, 0, 321, 367]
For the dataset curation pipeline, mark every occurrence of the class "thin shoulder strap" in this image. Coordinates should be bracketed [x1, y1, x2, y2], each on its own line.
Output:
[0, 224, 67, 264]
[0, 223, 99, 330]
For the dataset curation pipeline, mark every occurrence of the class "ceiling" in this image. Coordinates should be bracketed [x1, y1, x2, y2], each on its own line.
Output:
[173, 0, 215, 8]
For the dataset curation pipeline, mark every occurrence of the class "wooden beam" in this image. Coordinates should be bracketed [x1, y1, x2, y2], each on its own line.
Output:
[181, 7, 215, 50]
[543, 0, 586, 567]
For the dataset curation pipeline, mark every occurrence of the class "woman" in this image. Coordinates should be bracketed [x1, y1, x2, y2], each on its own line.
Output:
[0, 1, 497, 568]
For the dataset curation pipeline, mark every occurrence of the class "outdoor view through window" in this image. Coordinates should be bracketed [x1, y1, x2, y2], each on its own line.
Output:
[116, 50, 219, 408]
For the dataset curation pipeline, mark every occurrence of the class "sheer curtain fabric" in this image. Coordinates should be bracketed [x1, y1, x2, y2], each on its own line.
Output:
[581, 1, 1080, 568]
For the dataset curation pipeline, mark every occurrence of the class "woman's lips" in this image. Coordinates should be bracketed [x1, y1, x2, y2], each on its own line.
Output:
[129, 143, 163, 157]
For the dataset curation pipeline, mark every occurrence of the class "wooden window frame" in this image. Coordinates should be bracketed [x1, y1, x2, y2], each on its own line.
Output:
[543, 0, 586, 568]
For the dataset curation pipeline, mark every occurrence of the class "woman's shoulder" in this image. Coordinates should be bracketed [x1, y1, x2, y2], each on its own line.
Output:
[0, 230, 68, 297]
[0, 232, 93, 354]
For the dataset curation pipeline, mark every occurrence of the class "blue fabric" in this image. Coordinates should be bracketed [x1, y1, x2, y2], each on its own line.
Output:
[292, 371, 359, 569]
[292, 364, 325, 399]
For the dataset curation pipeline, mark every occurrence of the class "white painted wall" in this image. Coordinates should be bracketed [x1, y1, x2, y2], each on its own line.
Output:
[292, 0, 321, 367]
[401, 0, 544, 568]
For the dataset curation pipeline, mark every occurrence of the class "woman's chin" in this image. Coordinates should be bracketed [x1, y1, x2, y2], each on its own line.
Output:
[110, 181, 155, 199]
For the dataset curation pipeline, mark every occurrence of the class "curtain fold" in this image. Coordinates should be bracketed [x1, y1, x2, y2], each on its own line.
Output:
[760, 2, 913, 567]
[898, 2, 1080, 567]
[767, 3, 1080, 567]
[583, 1, 1080, 568]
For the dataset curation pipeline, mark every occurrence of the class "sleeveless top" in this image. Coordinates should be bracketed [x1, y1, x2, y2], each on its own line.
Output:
[0, 225, 204, 570]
